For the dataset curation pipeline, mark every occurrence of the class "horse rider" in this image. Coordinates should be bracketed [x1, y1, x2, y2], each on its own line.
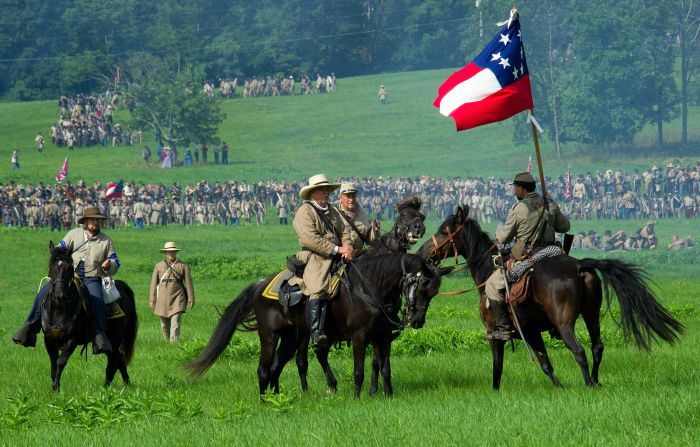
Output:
[484, 172, 570, 341]
[336, 182, 378, 253]
[293, 174, 353, 351]
[12, 206, 119, 354]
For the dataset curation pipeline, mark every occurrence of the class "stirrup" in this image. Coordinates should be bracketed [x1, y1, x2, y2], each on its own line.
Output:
[312, 334, 330, 351]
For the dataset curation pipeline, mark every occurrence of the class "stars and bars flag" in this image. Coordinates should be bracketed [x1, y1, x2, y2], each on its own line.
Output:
[433, 10, 533, 131]
[55, 157, 68, 183]
[104, 179, 124, 199]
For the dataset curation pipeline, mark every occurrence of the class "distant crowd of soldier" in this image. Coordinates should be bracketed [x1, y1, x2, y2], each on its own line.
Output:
[2, 161, 699, 232]
[48, 93, 141, 150]
[202, 73, 337, 99]
[571, 221, 694, 251]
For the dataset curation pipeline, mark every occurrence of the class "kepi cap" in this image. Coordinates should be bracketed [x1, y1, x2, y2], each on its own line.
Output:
[339, 182, 357, 195]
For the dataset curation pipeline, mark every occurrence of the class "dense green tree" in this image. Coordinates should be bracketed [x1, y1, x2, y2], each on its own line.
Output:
[116, 55, 225, 147]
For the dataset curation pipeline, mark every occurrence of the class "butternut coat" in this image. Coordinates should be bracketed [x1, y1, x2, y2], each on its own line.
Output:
[292, 201, 352, 297]
[61, 228, 118, 277]
[149, 259, 195, 318]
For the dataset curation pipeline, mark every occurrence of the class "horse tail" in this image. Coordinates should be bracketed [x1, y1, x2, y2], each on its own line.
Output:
[183, 280, 261, 381]
[117, 281, 138, 365]
[578, 258, 684, 350]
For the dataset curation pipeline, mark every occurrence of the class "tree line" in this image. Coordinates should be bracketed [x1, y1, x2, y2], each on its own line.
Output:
[0, 0, 697, 149]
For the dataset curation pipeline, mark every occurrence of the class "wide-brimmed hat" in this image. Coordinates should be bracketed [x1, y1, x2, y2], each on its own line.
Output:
[78, 206, 107, 224]
[339, 182, 357, 195]
[299, 174, 339, 200]
[159, 241, 181, 253]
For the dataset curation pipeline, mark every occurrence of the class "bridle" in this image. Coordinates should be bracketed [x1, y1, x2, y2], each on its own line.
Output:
[43, 258, 81, 337]
[430, 223, 464, 265]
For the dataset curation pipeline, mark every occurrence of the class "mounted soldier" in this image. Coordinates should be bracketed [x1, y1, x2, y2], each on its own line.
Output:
[292, 174, 353, 351]
[336, 182, 378, 254]
[484, 172, 570, 341]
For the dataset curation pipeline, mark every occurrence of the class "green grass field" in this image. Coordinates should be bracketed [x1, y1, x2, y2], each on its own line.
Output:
[0, 217, 698, 445]
[1, 68, 699, 445]
[1, 68, 698, 186]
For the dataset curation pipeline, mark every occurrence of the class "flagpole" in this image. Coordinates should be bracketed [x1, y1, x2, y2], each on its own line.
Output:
[529, 109, 547, 197]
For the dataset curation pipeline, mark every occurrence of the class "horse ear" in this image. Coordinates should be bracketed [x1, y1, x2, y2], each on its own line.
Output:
[49, 240, 55, 254]
[67, 241, 74, 254]
[456, 205, 468, 223]
[462, 204, 470, 221]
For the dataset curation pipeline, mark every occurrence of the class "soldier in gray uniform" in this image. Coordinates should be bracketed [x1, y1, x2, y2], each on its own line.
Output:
[484, 172, 570, 341]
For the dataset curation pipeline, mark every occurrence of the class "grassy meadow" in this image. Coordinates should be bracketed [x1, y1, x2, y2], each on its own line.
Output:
[0, 217, 698, 445]
[0, 68, 699, 445]
[1, 68, 698, 187]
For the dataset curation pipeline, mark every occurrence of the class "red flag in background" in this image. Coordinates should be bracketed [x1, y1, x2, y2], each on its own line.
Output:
[115, 67, 121, 85]
[55, 157, 68, 183]
[565, 169, 571, 198]
[433, 10, 533, 131]
[527, 155, 533, 173]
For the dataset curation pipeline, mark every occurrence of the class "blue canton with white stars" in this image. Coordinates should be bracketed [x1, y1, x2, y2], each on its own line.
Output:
[472, 18, 529, 88]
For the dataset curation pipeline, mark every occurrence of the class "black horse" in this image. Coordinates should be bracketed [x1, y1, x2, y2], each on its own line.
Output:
[42, 241, 138, 390]
[185, 254, 446, 398]
[369, 196, 425, 254]
[418, 205, 683, 389]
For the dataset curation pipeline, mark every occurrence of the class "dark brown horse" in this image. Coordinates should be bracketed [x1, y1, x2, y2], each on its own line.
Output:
[185, 254, 445, 398]
[418, 205, 683, 389]
[42, 241, 138, 390]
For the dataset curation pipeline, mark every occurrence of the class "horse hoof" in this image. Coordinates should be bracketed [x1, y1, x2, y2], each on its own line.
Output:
[325, 387, 336, 395]
[52, 384, 60, 392]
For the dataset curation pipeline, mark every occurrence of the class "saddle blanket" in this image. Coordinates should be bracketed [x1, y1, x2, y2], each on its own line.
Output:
[507, 245, 563, 282]
[262, 269, 296, 300]
[262, 266, 347, 301]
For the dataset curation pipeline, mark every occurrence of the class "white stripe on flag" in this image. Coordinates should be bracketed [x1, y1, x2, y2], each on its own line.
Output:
[439, 68, 502, 117]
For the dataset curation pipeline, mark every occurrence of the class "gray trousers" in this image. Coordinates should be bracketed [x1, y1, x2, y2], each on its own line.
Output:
[160, 313, 183, 342]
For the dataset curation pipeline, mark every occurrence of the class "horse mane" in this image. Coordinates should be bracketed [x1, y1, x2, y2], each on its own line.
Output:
[347, 253, 420, 294]
[396, 196, 422, 212]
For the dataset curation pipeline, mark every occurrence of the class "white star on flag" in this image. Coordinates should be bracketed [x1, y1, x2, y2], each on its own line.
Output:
[512, 67, 519, 79]
[498, 58, 510, 69]
[491, 52, 501, 61]
[499, 34, 511, 45]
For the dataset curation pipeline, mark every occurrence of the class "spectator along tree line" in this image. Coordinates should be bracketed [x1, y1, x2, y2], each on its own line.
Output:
[1, 1, 697, 151]
[2, 163, 699, 241]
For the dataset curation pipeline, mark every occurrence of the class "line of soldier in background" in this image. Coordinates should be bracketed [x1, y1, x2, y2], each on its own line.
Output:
[2, 161, 700, 230]
[203, 73, 336, 99]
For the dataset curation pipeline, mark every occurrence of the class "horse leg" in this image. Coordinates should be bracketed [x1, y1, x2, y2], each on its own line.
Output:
[295, 336, 309, 392]
[376, 337, 393, 398]
[582, 277, 604, 385]
[270, 335, 297, 394]
[45, 339, 60, 390]
[559, 324, 594, 387]
[369, 343, 380, 396]
[53, 340, 79, 391]
[351, 335, 368, 398]
[489, 339, 505, 390]
[315, 345, 338, 393]
[527, 331, 562, 388]
[257, 332, 278, 398]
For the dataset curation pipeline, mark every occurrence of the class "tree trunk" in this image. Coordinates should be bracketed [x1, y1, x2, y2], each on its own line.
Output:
[657, 86, 664, 147]
[547, 6, 562, 160]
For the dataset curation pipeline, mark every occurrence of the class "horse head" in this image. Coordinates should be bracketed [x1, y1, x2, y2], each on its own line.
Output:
[48, 240, 75, 301]
[417, 205, 471, 263]
[401, 256, 452, 329]
[393, 196, 426, 249]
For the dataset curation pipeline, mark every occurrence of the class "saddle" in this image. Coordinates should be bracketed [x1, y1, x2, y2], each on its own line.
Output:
[507, 268, 533, 305]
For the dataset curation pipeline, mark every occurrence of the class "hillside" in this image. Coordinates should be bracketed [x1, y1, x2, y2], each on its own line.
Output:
[1, 68, 698, 185]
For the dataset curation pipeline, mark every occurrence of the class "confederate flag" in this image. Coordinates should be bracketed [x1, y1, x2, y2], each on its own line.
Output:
[433, 10, 533, 131]
[55, 157, 68, 183]
[104, 180, 124, 199]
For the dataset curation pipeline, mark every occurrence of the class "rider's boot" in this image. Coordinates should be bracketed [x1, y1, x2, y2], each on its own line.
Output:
[12, 285, 48, 347]
[486, 298, 513, 341]
[88, 290, 112, 355]
[308, 298, 329, 352]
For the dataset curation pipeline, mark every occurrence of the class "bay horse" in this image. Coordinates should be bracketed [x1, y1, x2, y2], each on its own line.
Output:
[42, 241, 138, 390]
[417, 205, 683, 389]
[185, 254, 446, 398]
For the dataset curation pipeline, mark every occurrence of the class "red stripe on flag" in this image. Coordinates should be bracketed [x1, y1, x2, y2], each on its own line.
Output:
[432, 63, 482, 107]
[448, 74, 534, 131]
